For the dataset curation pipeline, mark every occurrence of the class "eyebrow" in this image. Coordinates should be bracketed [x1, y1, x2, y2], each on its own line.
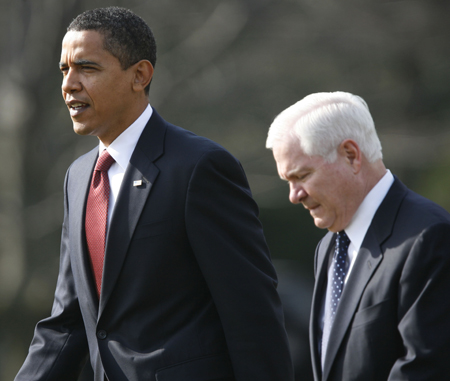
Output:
[284, 167, 311, 181]
[59, 59, 102, 69]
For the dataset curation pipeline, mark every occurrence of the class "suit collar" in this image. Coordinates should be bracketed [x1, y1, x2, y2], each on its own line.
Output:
[99, 104, 153, 172]
[312, 177, 408, 380]
[345, 170, 394, 251]
[368, 176, 407, 244]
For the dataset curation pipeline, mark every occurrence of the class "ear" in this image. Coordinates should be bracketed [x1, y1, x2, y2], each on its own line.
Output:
[132, 60, 154, 92]
[338, 139, 362, 173]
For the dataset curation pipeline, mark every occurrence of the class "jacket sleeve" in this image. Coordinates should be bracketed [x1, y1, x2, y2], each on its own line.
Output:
[388, 222, 450, 379]
[185, 147, 294, 381]
[15, 169, 89, 381]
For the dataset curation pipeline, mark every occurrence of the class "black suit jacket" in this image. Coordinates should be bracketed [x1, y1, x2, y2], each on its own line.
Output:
[310, 177, 450, 380]
[16, 110, 294, 381]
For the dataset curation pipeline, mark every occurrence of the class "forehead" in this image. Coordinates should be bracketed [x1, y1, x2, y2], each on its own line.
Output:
[273, 141, 325, 178]
[60, 30, 110, 61]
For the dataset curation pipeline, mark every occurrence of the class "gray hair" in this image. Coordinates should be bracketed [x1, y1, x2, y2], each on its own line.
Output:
[266, 91, 382, 163]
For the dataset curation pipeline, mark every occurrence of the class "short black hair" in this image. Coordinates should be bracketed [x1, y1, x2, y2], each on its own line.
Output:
[68, 7, 156, 94]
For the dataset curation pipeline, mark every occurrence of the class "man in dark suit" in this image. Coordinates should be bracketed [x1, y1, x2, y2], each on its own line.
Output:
[266, 91, 450, 380]
[16, 7, 294, 381]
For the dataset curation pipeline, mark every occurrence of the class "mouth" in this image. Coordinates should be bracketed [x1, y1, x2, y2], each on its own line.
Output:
[304, 203, 320, 212]
[66, 101, 89, 117]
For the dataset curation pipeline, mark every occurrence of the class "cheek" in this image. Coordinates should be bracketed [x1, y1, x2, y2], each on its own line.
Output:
[312, 177, 334, 202]
[314, 184, 341, 217]
[96, 77, 129, 106]
[327, 191, 350, 224]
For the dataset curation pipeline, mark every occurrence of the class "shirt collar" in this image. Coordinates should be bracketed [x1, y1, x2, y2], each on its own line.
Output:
[99, 104, 153, 171]
[345, 169, 394, 251]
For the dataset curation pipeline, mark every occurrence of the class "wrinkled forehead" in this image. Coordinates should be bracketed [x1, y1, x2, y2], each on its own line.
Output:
[273, 140, 319, 176]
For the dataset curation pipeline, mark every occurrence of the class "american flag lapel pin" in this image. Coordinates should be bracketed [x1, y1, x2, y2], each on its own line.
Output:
[133, 180, 143, 187]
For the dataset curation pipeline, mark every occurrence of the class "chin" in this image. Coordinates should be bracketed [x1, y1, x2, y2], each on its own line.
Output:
[313, 218, 328, 230]
[73, 123, 94, 137]
[313, 218, 338, 232]
[326, 223, 343, 233]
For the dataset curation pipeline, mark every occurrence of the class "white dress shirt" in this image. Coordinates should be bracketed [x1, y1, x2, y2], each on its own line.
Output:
[344, 169, 394, 282]
[97, 104, 153, 227]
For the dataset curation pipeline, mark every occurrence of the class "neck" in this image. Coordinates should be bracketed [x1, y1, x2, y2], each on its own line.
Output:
[361, 159, 387, 199]
[99, 99, 149, 146]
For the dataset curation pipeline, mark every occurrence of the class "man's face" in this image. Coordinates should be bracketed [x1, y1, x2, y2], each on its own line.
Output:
[273, 140, 358, 232]
[60, 30, 137, 145]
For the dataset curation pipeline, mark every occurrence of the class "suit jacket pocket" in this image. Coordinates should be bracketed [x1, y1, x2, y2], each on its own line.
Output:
[155, 353, 234, 381]
[133, 219, 172, 240]
[352, 298, 393, 328]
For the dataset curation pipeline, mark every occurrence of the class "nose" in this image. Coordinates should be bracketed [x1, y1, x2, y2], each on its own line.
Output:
[61, 68, 82, 94]
[289, 182, 307, 204]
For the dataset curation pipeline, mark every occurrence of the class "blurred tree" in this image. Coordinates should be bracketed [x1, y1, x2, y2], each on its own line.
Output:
[0, 0, 88, 377]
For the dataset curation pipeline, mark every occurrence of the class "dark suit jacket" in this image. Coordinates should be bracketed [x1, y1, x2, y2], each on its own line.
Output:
[16, 110, 293, 381]
[310, 177, 450, 381]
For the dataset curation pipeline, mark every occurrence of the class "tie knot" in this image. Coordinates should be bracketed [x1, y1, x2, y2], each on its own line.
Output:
[95, 150, 115, 172]
[335, 231, 350, 256]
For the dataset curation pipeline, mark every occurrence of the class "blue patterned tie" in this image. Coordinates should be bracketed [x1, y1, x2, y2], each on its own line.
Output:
[321, 231, 350, 367]
[330, 231, 350, 321]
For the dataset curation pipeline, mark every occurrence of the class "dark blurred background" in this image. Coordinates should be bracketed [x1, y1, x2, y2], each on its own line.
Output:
[1, 0, 450, 379]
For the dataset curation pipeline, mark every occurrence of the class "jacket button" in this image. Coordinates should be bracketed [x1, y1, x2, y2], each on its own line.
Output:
[97, 330, 107, 340]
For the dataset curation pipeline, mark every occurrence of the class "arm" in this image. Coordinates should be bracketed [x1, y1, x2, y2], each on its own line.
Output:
[388, 222, 450, 379]
[185, 148, 294, 381]
[15, 170, 89, 381]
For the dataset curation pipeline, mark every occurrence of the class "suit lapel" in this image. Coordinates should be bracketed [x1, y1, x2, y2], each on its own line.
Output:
[322, 229, 383, 379]
[69, 147, 100, 315]
[321, 177, 408, 380]
[99, 110, 166, 313]
[310, 232, 334, 380]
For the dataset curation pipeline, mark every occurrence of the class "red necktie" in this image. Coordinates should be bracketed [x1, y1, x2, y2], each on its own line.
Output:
[85, 150, 115, 297]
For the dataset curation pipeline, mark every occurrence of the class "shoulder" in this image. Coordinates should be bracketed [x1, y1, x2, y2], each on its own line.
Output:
[374, 178, 450, 264]
[165, 122, 231, 158]
[147, 110, 239, 167]
[398, 184, 450, 228]
[69, 146, 97, 169]
[377, 177, 450, 235]
[64, 146, 97, 182]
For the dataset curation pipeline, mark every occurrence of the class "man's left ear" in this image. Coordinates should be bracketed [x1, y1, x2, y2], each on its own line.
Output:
[132, 60, 154, 92]
[340, 139, 362, 173]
